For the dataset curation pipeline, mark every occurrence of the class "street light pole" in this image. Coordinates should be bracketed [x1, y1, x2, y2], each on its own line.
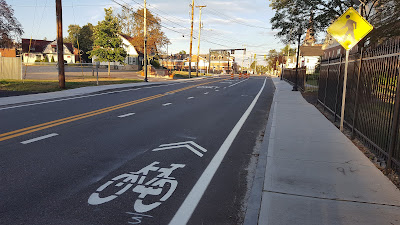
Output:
[143, 0, 148, 82]
[293, 28, 302, 91]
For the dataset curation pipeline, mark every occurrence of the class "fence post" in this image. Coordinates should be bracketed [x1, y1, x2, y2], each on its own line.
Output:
[303, 67, 306, 91]
[387, 57, 400, 171]
[351, 49, 364, 139]
[334, 55, 343, 122]
[323, 57, 330, 111]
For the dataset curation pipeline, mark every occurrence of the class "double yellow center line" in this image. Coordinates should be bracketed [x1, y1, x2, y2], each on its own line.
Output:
[0, 79, 226, 142]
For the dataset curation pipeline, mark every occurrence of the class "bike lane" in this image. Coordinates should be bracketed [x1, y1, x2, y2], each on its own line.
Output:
[0, 77, 273, 225]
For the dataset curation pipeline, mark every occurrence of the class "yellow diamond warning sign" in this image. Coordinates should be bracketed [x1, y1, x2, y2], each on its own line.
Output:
[327, 7, 373, 50]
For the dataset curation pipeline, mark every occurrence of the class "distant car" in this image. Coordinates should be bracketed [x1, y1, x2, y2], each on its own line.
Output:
[242, 71, 247, 74]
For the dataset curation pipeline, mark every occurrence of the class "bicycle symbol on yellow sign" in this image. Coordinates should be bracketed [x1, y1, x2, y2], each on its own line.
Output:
[327, 7, 373, 50]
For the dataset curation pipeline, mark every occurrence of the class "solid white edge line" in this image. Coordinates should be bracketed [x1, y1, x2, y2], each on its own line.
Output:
[118, 113, 136, 118]
[21, 133, 59, 144]
[168, 78, 267, 225]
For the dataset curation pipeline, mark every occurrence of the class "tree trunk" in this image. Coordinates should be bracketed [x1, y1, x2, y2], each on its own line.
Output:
[108, 61, 110, 77]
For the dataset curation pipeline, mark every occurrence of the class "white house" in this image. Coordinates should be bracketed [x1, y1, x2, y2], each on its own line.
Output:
[42, 40, 76, 64]
[299, 45, 323, 74]
[21, 39, 77, 64]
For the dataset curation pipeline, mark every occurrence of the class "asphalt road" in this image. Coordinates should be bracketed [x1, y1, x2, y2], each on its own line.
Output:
[0, 75, 274, 225]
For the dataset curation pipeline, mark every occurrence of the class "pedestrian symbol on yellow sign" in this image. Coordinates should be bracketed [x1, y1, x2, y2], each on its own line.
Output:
[341, 15, 356, 42]
[326, 7, 373, 133]
[327, 7, 373, 50]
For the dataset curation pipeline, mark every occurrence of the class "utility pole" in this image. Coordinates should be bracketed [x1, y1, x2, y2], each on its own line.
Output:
[196, 5, 206, 77]
[188, 0, 194, 78]
[254, 54, 257, 74]
[250, 53, 253, 74]
[56, 0, 65, 89]
[143, 0, 148, 82]
[241, 45, 245, 73]
[293, 28, 302, 91]
[208, 48, 211, 74]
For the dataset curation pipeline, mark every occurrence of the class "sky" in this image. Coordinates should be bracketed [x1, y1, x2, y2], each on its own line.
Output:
[8, 0, 287, 66]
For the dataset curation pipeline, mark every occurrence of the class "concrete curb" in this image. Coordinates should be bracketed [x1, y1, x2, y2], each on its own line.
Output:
[0, 77, 207, 107]
[243, 79, 276, 225]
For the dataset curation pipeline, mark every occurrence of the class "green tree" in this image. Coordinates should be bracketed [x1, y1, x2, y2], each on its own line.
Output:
[179, 50, 186, 55]
[266, 49, 279, 70]
[78, 23, 94, 62]
[89, 8, 127, 77]
[250, 61, 257, 70]
[65, 23, 94, 62]
[280, 45, 296, 56]
[64, 24, 81, 44]
[269, 0, 400, 45]
[0, 0, 23, 48]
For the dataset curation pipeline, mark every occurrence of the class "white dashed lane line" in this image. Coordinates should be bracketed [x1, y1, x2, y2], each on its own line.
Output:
[228, 79, 248, 88]
[204, 92, 209, 95]
[21, 133, 59, 144]
[187, 97, 195, 99]
[163, 103, 172, 106]
[118, 113, 136, 118]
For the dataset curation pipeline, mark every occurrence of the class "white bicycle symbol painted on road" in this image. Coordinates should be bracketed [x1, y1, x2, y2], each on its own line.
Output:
[88, 161, 185, 213]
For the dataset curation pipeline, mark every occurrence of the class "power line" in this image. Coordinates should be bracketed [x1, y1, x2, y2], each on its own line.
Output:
[111, 0, 191, 36]
[121, 0, 189, 30]
[197, 0, 272, 30]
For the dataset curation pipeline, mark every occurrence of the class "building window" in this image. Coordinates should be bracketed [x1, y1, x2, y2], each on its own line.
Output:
[337, 49, 341, 55]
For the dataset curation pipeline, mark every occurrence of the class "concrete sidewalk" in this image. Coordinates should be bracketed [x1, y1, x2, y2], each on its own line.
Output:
[246, 77, 400, 225]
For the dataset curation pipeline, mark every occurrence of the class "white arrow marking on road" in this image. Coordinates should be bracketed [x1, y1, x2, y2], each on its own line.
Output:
[187, 97, 194, 99]
[152, 141, 207, 157]
[118, 113, 135, 118]
[21, 133, 59, 144]
[163, 103, 172, 106]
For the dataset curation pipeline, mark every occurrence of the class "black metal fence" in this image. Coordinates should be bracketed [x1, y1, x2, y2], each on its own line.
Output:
[282, 67, 306, 91]
[282, 67, 319, 92]
[318, 38, 400, 173]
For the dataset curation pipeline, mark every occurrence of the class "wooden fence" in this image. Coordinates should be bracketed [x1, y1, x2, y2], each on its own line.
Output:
[0, 57, 22, 80]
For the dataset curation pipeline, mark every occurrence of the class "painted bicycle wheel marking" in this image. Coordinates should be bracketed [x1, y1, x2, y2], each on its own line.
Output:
[88, 161, 185, 213]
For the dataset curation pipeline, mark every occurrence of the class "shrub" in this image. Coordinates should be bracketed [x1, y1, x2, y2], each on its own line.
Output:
[151, 59, 161, 68]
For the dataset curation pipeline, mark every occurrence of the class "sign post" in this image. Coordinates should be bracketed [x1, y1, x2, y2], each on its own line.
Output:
[327, 7, 373, 131]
